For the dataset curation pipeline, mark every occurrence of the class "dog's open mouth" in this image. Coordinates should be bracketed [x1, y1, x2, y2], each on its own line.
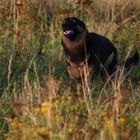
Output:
[63, 28, 74, 35]
[64, 30, 73, 35]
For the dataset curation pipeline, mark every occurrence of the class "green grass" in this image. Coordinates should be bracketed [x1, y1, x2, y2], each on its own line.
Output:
[0, 0, 140, 140]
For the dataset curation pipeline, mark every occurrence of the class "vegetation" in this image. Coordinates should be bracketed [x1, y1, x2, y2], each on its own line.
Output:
[0, 0, 140, 140]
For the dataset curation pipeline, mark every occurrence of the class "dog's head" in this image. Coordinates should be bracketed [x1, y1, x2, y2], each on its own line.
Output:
[62, 17, 87, 41]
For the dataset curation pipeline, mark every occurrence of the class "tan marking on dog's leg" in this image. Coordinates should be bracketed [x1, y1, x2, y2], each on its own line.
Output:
[104, 52, 114, 69]
[102, 52, 114, 81]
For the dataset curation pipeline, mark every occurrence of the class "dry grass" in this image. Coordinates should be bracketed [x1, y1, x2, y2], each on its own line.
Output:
[0, 0, 140, 140]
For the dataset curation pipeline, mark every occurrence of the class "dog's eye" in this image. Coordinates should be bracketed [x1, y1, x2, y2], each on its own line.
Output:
[72, 19, 76, 22]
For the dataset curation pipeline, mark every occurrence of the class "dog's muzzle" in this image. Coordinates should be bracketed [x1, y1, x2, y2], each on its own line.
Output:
[63, 30, 73, 35]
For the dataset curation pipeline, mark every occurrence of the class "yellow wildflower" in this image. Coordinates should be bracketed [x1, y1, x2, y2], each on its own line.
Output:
[101, 111, 111, 119]
[41, 102, 48, 108]
[117, 115, 125, 124]
[106, 119, 116, 136]
[34, 107, 40, 112]
[11, 119, 22, 129]
[41, 107, 47, 113]
[38, 127, 47, 135]
[41, 101, 52, 107]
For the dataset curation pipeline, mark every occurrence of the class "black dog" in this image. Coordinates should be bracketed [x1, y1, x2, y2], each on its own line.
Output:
[61, 17, 139, 82]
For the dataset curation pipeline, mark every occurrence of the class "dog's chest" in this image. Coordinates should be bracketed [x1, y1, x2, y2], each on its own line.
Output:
[62, 35, 85, 51]
[62, 41, 86, 63]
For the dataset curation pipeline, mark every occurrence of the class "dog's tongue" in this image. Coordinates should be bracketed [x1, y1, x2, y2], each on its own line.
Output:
[64, 30, 73, 35]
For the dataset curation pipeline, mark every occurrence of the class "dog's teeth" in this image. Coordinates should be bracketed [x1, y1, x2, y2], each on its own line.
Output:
[64, 30, 73, 35]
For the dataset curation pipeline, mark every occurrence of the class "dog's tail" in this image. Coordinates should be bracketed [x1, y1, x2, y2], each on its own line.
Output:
[124, 51, 139, 72]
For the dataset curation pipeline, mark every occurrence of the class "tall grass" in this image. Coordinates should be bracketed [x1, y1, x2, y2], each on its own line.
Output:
[0, 0, 140, 140]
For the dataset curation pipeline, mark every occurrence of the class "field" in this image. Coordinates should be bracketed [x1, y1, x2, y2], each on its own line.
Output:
[0, 0, 140, 140]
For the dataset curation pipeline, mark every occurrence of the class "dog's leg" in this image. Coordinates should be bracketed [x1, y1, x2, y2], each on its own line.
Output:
[101, 52, 116, 81]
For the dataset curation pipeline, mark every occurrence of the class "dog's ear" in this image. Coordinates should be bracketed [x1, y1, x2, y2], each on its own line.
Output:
[72, 17, 86, 29]
[79, 20, 86, 29]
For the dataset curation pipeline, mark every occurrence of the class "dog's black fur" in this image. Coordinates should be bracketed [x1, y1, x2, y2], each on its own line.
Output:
[61, 17, 139, 82]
